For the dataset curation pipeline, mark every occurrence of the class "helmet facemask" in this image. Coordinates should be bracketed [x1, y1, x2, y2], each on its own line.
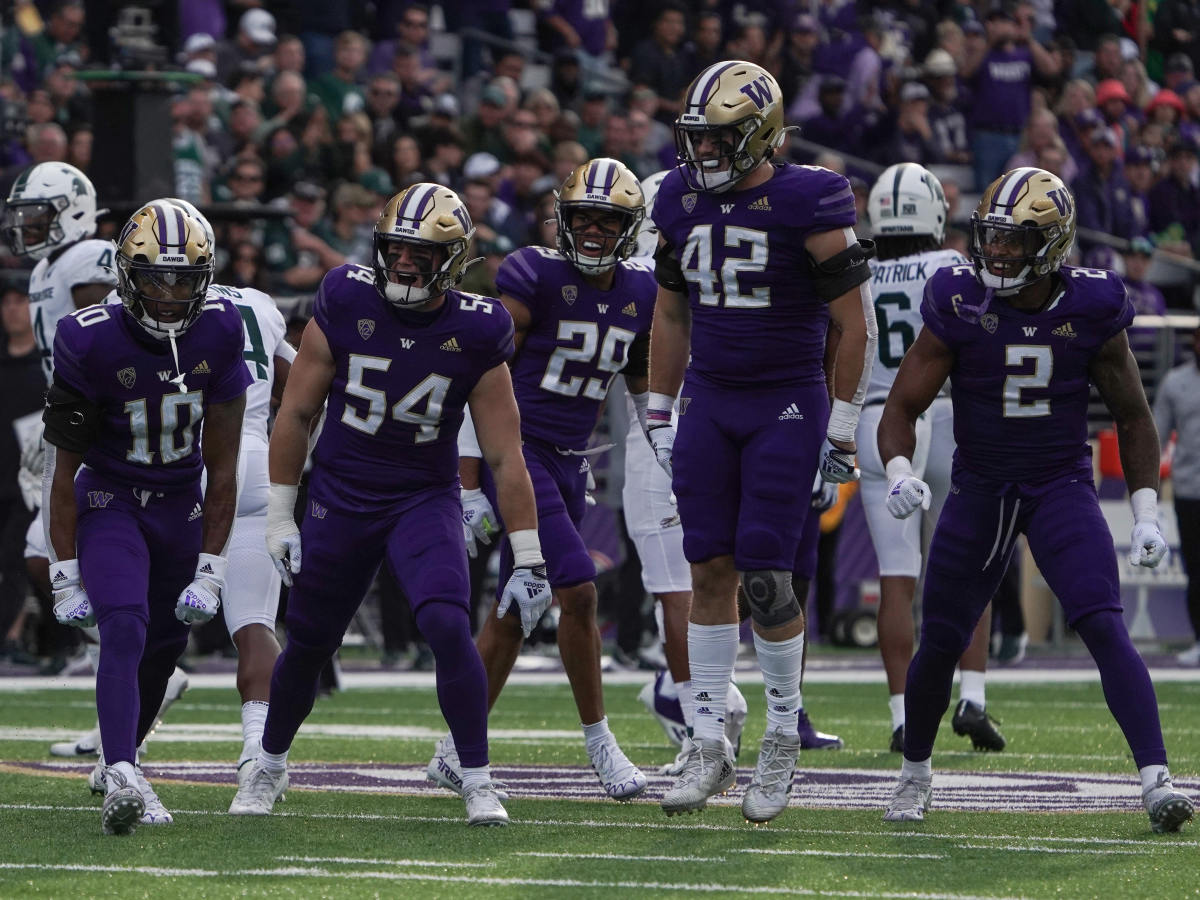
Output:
[674, 119, 764, 193]
[4, 199, 67, 260]
[556, 201, 642, 274]
[117, 256, 213, 337]
[374, 232, 464, 307]
[970, 217, 1062, 295]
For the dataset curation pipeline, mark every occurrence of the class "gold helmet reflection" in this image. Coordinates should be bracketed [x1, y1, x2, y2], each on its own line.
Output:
[374, 182, 475, 306]
[970, 167, 1076, 295]
[115, 201, 215, 337]
[674, 60, 786, 193]
[555, 158, 644, 274]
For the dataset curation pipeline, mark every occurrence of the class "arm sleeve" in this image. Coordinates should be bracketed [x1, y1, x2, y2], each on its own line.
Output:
[458, 404, 482, 458]
[621, 330, 650, 378]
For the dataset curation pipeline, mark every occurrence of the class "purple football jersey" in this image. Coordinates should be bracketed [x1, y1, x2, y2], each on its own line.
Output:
[921, 263, 1134, 484]
[653, 162, 857, 389]
[496, 247, 656, 451]
[51, 298, 251, 489]
[310, 264, 515, 511]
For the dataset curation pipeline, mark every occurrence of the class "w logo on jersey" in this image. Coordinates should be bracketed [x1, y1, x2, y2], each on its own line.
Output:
[739, 74, 774, 109]
[310, 500, 328, 520]
[87, 491, 113, 509]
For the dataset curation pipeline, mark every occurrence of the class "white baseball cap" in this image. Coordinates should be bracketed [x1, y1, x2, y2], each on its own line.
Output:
[240, 9, 277, 45]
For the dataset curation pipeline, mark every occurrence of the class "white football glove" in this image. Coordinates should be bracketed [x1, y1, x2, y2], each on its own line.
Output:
[176, 553, 226, 624]
[461, 487, 498, 559]
[499, 561, 553, 638]
[818, 437, 860, 483]
[811, 472, 838, 512]
[51, 559, 95, 628]
[266, 483, 302, 586]
[1129, 520, 1169, 568]
[647, 423, 675, 478]
[885, 456, 931, 520]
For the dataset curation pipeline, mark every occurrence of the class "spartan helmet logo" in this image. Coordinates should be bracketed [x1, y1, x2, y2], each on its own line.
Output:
[358, 318, 376, 340]
[117, 367, 136, 389]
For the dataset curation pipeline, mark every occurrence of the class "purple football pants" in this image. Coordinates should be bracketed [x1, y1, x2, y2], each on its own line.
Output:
[262, 472, 491, 767]
[904, 475, 1167, 768]
[75, 468, 200, 767]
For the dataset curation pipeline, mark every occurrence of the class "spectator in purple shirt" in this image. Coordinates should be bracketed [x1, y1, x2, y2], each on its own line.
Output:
[1072, 126, 1138, 250]
[537, 0, 616, 81]
[1148, 132, 1200, 254]
[961, 4, 1060, 190]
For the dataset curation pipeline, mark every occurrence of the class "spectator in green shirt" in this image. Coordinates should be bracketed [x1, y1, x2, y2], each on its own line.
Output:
[310, 31, 368, 121]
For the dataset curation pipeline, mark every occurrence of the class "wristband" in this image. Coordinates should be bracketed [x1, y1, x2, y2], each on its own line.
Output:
[885, 456, 915, 481]
[646, 391, 675, 425]
[195, 552, 228, 587]
[508, 528, 545, 568]
[827, 398, 862, 445]
[267, 482, 299, 525]
[1130, 487, 1158, 524]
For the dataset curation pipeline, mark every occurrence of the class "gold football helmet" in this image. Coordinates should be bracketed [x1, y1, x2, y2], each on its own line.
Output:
[675, 60, 786, 193]
[970, 167, 1076, 294]
[115, 201, 215, 337]
[555, 158, 644, 274]
[374, 183, 475, 306]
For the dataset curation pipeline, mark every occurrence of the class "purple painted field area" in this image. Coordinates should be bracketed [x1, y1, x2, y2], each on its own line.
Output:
[17, 760, 1198, 815]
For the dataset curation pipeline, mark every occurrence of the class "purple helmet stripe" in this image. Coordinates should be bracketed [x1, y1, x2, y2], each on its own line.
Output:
[150, 203, 173, 254]
[173, 206, 186, 249]
[400, 183, 437, 227]
[585, 159, 616, 195]
[687, 62, 738, 113]
[991, 168, 1036, 214]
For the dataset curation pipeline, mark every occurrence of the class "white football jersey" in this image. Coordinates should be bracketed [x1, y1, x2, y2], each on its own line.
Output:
[865, 247, 967, 405]
[206, 284, 294, 446]
[28, 238, 118, 382]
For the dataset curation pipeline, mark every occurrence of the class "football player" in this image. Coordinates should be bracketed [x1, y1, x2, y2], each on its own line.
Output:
[3, 165, 192, 763]
[44, 203, 250, 835]
[648, 61, 877, 821]
[432, 159, 650, 801]
[165, 200, 295, 788]
[232, 184, 550, 827]
[862, 163, 1005, 753]
[879, 168, 1195, 833]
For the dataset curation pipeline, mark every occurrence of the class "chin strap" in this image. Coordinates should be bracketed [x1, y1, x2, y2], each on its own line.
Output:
[167, 327, 187, 393]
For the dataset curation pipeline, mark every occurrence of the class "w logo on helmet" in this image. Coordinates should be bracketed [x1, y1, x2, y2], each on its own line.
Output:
[1047, 188, 1072, 216]
[739, 74, 774, 110]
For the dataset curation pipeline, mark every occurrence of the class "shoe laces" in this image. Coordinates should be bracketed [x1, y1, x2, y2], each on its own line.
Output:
[1144, 770, 1175, 800]
[891, 775, 930, 808]
[751, 732, 798, 791]
[248, 765, 282, 793]
[676, 742, 723, 788]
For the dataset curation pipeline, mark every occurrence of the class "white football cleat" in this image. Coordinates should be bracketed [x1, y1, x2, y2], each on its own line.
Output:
[50, 723, 101, 758]
[725, 682, 748, 759]
[741, 728, 801, 823]
[463, 781, 509, 827]
[661, 738, 735, 816]
[638, 672, 689, 748]
[88, 753, 107, 796]
[883, 774, 933, 822]
[135, 766, 172, 825]
[427, 735, 509, 800]
[228, 762, 289, 816]
[589, 737, 648, 801]
[1143, 771, 1195, 833]
[101, 767, 144, 836]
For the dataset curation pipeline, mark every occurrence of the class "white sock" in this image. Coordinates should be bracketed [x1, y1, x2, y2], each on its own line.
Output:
[259, 748, 288, 774]
[689, 622, 739, 743]
[240, 700, 269, 761]
[901, 756, 932, 781]
[108, 760, 137, 793]
[582, 716, 612, 754]
[889, 694, 906, 730]
[754, 631, 804, 736]
[1140, 764, 1170, 793]
[676, 679, 694, 729]
[959, 670, 986, 708]
[461, 764, 492, 792]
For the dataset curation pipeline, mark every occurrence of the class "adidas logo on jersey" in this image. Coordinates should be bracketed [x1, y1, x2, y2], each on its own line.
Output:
[748, 195, 772, 211]
[1052, 321, 1078, 339]
[621, 302, 637, 317]
[440, 337, 462, 352]
[187, 503, 203, 522]
[778, 403, 804, 421]
[191, 359, 211, 375]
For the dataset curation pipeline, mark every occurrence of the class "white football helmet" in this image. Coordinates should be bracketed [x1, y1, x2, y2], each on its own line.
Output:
[4, 162, 102, 260]
[867, 163, 948, 243]
[632, 169, 671, 260]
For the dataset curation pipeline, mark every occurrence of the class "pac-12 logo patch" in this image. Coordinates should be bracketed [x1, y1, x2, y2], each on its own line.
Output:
[561, 285, 578, 305]
[357, 318, 375, 340]
[117, 367, 136, 389]
[682, 193, 697, 213]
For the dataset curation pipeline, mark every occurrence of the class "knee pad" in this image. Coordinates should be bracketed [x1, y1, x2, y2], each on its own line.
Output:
[740, 569, 801, 629]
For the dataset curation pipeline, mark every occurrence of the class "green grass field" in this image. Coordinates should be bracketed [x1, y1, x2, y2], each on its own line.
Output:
[1, 674, 1197, 899]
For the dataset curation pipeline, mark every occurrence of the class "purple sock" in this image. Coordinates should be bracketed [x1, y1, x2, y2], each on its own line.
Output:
[96, 611, 146, 765]
[1073, 609, 1168, 768]
[902, 617, 964, 761]
[261, 639, 328, 756]
[134, 611, 190, 744]
[417, 603, 489, 768]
